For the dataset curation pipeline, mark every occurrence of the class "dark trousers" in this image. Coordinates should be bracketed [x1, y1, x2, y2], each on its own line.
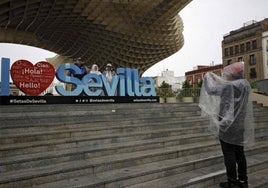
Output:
[220, 140, 248, 182]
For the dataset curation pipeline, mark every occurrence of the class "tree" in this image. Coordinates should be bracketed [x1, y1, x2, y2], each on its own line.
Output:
[157, 81, 174, 100]
[182, 80, 191, 89]
[178, 80, 192, 98]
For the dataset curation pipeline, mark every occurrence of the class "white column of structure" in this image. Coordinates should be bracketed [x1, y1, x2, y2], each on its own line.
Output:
[262, 31, 268, 79]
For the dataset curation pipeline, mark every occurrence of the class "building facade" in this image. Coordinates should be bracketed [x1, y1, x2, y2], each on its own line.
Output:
[185, 64, 223, 87]
[222, 19, 268, 81]
[155, 69, 185, 91]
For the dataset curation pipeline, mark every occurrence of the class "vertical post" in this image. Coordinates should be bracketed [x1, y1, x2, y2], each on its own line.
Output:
[1, 57, 10, 96]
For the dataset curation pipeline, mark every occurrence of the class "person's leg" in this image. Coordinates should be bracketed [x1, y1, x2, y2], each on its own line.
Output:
[219, 140, 240, 187]
[220, 140, 238, 181]
[234, 145, 248, 188]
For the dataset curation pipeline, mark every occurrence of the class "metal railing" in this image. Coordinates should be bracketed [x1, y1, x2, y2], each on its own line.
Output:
[156, 88, 201, 98]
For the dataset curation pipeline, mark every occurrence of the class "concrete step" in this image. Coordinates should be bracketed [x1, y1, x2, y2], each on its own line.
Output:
[0, 114, 207, 134]
[0, 110, 202, 129]
[125, 150, 268, 188]
[1, 117, 267, 142]
[0, 102, 264, 116]
[24, 142, 268, 188]
[1, 141, 267, 188]
[0, 140, 222, 187]
[0, 102, 264, 124]
[1, 115, 267, 144]
[205, 168, 268, 188]
[0, 102, 267, 188]
[0, 103, 201, 121]
[0, 126, 210, 157]
[1, 123, 267, 159]
[0, 103, 200, 112]
[0, 119, 209, 144]
[0, 134, 218, 173]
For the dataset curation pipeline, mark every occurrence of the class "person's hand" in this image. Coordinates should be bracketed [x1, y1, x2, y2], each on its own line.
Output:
[210, 73, 219, 82]
[204, 72, 211, 79]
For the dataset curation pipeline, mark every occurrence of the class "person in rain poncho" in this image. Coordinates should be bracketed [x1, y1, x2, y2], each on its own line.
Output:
[199, 62, 254, 188]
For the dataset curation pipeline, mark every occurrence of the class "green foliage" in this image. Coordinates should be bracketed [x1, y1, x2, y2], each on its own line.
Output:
[196, 80, 203, 88]
[177, 80, 201, 99]
[182, 80, 191, 89]
[156, 81, 174, 98]
[248, 79, 257, 89]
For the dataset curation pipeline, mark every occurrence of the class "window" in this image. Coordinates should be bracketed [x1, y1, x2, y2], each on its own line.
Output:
[240, 43, 245, 53]
[224, 48, 229, 56]
[246, 42, 251, 51]
[250, 68, 257, 79]
[235, 45, 239, 54]
[252, 40, 257, 50]
[189, 80, 192, 85]
[227, 59, 232, 65]
[229, 46, 233, 55]
[249, 54, 256, 65]
[238, 57, 243, 62]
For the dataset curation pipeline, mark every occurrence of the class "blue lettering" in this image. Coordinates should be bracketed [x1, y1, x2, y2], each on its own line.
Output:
[55, 63, 83, 96]
[82, 74, 102, 96]
[102, 75, 119, 96]
[117, 68, 126, 96]
[140, 77, 156, 96]
[54, 66, 156, 97]
[133, 69, 142, 96]
[2, 58, 156, 97]
[0, 58, 10, 96]
[125, 68, 134, 96]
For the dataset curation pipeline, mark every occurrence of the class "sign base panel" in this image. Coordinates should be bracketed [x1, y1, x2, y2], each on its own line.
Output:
[0, 96, 159, 105]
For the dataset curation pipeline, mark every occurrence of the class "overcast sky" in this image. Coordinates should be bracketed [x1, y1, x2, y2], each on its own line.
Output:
[1, 0, 268, 78]
[143, 0, 268, 76]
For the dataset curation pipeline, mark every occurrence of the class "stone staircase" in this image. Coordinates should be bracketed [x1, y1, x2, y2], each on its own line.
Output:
[0, 102, 267, 188]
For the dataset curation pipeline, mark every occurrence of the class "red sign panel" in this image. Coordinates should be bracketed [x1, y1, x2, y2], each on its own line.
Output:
[11, 60, 55, 96]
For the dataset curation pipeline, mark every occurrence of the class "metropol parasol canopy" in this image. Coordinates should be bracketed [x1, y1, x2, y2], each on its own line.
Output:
[0, 0, 192, 74]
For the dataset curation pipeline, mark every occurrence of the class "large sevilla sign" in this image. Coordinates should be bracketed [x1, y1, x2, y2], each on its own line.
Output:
[1, 58, 156, 97]
[10, 60, 55, 96]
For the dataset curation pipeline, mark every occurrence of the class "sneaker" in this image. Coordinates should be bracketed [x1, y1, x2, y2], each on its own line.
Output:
[237, 180, 248, 188]
[219, 181, 240, 188]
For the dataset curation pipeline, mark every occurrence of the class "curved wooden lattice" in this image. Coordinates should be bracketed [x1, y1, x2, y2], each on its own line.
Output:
[0, 0, 191, 74]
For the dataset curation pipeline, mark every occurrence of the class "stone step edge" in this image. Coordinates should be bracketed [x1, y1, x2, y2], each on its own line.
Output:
[0, 122, 209, 141]
[1, 125, 267, 155]
[0, 118, 208, 138]
[0, 115, 207, 129]
[34, 149, 268, 188]
[1, 113, 267, 130]
[0, 140, 222, 183]
[204, 166, 268, 188]
[0, 103, 200, 113]
[1, 119, 267, 136]
[0, 148, 224, 186]
[0, 106, 202, 118]
[1, 141, 267, 185]
[1, 127, 267, 163]
[0, 137, 219, 168]
[0, 131, 212, 155]
[1, 118, 267, 139]
[126, 151, 268, 188]
[1, 104, 264, 114]
[1, 123, 266, 146]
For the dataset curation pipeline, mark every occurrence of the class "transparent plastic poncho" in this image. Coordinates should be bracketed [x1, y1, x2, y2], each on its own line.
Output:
[199, 72, 255, 147]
